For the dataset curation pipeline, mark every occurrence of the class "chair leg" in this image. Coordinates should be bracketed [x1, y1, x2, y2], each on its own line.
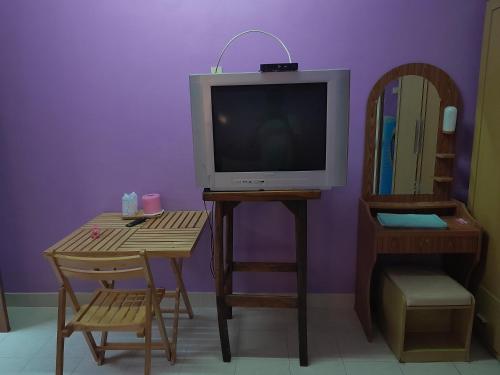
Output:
[55, 287, 66, 375]
[170, 287, 181, 364]
[98, 332, 108, 365]
[98, 278, 113, 365]
[142, 253, 172, 361]
[153, 292, 172, 361]
[144, 328, 152, 375]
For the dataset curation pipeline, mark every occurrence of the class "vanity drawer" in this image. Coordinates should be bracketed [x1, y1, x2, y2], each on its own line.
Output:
[376, 234, 479, 254]
[439, 236, 479, 252]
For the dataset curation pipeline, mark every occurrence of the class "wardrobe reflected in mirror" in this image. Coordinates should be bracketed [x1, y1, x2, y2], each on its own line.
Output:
[372, 75, 440, 195]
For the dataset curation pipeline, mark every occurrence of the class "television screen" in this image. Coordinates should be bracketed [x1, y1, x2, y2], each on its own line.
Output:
[211, 83, 328, 172]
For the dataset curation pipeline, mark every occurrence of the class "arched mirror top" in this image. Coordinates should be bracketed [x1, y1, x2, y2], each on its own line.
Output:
[362, 63, 461, 202]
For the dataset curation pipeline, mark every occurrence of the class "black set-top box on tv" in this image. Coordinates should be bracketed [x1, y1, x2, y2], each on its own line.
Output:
[260, 63, 299, 72]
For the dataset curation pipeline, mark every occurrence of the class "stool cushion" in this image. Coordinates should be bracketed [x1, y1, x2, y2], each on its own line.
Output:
[384, 267, 474, 307]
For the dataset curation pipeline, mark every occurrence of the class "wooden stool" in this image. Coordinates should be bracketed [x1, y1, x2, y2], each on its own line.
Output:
[378, 267, 474, 362]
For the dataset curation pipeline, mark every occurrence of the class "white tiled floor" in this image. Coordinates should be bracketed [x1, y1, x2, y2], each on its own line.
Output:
[0, 306, 498, 375]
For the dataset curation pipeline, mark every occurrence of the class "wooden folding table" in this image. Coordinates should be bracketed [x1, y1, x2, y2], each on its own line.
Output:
[44, 210, 208, 363]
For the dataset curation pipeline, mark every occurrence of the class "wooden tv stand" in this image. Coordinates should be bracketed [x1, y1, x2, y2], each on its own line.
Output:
[203, 189, 320, 366]
[354, 199, 482, 341]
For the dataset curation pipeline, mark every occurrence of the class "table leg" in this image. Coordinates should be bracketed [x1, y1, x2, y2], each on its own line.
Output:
[170, 285, 181, 364]
[170, 259, 194, 319]
[215, 202, 231, 362]
[0, 270, 10, 332]
[224, 205, 234, 319]
[295, 201, 308, 366]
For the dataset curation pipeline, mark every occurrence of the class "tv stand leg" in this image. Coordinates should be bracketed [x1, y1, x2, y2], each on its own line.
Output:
[284, 200, 309, 366]
[296, 201, 308, 366]
[224, 205, 234, 319]
[214, 202, 231, 362]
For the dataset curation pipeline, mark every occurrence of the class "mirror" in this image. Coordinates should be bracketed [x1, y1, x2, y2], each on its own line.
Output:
[372, 75, 440, 195]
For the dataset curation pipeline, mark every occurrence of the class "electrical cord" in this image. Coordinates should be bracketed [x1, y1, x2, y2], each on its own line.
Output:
[207, 30, 292, 276]
[214, 29, 293, 74]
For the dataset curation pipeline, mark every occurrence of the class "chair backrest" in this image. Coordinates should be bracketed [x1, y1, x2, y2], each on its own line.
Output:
[52, 253, 147, 282]
[46, 250, 158, 294]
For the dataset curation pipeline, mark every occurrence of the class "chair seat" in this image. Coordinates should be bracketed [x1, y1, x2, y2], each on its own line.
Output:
[70, 288, 165, 331]
[384, 267, 473, 307]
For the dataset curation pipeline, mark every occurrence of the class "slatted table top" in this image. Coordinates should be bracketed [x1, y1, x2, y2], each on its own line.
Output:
[45, 210, 209, 258]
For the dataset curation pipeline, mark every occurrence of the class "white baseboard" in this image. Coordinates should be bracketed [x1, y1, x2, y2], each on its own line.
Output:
[6, 292, 354, 309]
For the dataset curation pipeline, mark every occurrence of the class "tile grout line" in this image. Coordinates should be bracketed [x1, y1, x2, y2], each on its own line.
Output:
[14, 333, 55, 373]
[288, 324, 293, 375]
[453, 362, 465, 375]
[337, 338, 349, 375]
[285, 322, 292, 375]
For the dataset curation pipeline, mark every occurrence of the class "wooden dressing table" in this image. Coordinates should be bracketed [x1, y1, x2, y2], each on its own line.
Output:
[354, 63, 482, 340]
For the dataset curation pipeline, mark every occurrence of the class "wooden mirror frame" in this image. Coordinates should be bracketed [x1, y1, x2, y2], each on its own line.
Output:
[362, 63, 461, 202]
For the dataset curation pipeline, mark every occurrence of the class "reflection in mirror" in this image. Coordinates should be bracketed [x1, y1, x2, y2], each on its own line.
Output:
[372, 75, 440, 195]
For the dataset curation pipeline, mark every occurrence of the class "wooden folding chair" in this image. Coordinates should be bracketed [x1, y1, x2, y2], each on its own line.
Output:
[46, 251, 171, 375]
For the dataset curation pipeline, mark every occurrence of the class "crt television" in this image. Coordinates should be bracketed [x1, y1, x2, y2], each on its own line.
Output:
[189, 69, 350, 191]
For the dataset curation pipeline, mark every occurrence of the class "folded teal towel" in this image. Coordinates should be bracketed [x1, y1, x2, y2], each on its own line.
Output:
[377, 213, 448, 229]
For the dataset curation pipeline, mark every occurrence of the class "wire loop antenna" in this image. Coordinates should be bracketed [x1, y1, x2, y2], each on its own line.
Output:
[214, 29, 292, 73]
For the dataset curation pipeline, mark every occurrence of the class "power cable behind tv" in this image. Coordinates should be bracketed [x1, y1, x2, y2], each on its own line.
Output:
[213, 29, 297, 74]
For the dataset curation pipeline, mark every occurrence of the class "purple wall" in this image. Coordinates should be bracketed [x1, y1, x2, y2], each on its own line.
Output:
[0, 1, 485, 293]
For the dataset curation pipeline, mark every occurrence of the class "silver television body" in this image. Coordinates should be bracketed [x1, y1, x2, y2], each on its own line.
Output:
[189, 69, 350, 191]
